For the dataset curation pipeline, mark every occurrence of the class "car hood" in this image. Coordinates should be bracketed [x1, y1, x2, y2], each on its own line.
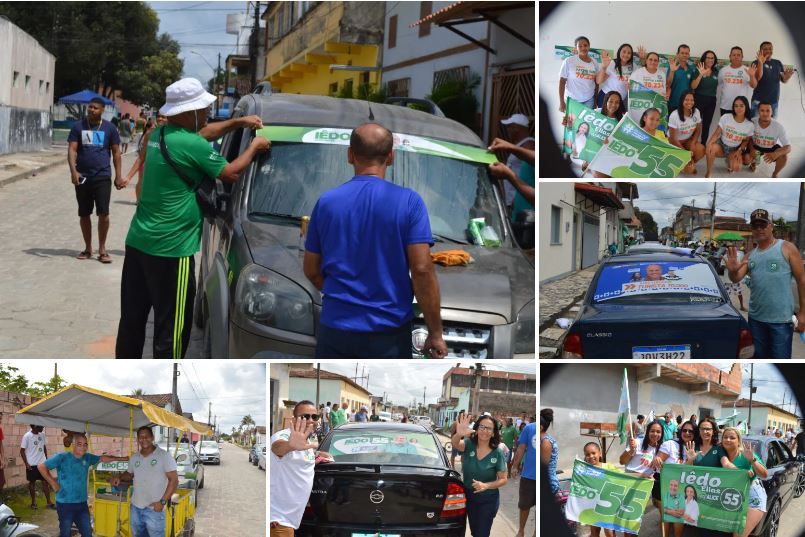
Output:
[242, 219, 534, 323]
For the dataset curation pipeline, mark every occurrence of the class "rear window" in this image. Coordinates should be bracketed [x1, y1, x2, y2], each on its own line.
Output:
[592, 261, 723, 304]
[323, 430, 442, 466]
[201, 441, 217, 448]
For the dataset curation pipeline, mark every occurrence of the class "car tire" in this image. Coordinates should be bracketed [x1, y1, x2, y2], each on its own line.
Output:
[794, 472, 805, 499]
[199, 475, 205, 490]
[759, 499, 781, 537]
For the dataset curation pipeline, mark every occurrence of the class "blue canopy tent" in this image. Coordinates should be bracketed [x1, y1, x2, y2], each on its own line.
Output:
[57, 90, 114, 105]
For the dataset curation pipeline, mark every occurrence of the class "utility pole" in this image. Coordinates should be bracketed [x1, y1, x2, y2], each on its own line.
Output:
[747, 364, 755, 433]
[169, 363, 179, 448]
[215, 52, 221, 117]
[797, 183, 805, 255]
[709, 182, 717, 241]
[471, 363, 484, 416]
[315, 364, 321, 409]
[250, 1, 260, 90]
[208, 402, 212, 438]
[423, 386, 427, 416]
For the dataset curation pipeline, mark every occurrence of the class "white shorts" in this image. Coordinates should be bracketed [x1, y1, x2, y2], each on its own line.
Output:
[748, 479, 767, 512]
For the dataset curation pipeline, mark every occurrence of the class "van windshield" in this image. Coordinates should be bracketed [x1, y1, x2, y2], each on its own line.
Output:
[249, 143, 505, 245]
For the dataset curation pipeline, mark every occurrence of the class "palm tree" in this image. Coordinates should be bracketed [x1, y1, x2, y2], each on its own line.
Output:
[241, 415, 255, 445]
[131, 388, 145, 397]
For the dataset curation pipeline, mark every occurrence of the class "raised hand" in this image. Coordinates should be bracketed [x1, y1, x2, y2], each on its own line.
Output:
[742, 441, 755, 462]
[697, 61, 711, 77]
[287, 416, 315, 451]
[748, 64, 758, 78]
[637, 45, 647, 63]
[685, 440, 698, 462]
[756, 50, 767, 65]
[650, 455, 664, 471]
[668, 57, 679, 72]
[456, 413, 474, 437]
[784, 66, 795, 81]
[600, 49, 612, 69]
[724, 246, 746, 273]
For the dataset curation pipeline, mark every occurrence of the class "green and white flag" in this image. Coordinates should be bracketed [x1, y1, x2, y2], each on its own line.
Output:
[616, 368, 631, 443]
[562, 98, 619, 162]
[628, 80, 669, 133]
[588, 115, 690, 178]
[256, 126, 498, 164]
[660, 463, 751, 534]
[566, 459, 654, 535]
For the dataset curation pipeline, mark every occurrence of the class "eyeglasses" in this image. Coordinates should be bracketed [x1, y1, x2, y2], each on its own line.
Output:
[681, 429, 695, 434]
[699, 427, 713, 432]
[477, 425, 494, 432]
[299, 413, 319, 421]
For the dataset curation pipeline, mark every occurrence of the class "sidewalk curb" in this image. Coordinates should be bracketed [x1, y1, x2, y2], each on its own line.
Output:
[0, 157, 64, 188]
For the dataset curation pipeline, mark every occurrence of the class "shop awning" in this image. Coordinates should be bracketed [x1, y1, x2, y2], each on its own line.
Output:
[15, 384, 213, 437]
[409, 1, 533, 54]
[575, 183, 624, 210]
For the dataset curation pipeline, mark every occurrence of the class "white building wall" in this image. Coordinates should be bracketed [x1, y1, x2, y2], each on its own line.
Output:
[540, 1, 804, 144]
[539, 182, 578, 282]
[382, 2, 487, 101]
[0, 17, 55, 110]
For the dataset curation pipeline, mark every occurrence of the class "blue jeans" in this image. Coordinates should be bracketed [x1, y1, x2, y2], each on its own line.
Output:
[56, 502, 92, 537]
[131, 504, 166, 537]
[749, 317, 792, 358]
[466, 492, 500, 537]
[751, 100, 778, 118]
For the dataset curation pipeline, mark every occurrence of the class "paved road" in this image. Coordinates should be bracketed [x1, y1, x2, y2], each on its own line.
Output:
[0, 151, 202, 357]
[195, 442, 266, 537]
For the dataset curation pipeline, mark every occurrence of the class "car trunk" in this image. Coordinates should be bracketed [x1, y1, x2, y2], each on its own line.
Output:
[307, 464, 460, 526]
[575, 303, 743, 358]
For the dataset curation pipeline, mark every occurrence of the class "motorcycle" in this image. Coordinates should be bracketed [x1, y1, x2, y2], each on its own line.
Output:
[0, 503, 43, 537]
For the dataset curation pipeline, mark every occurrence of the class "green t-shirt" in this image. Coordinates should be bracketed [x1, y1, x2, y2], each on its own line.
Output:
[500, 425, 518, 449]
[662, 489, 686, 523]
[126, 125, 228, 257]
[330, 407, 347, 428]
[461, 438, 506, 496]
[733, 451, 766, 482]
[695, 67, 719, 98]
[694, 445, 726, 467]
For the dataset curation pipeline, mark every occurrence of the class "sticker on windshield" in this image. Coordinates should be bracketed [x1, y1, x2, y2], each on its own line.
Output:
[330, 433, 438, 458]
[256, 126, 498, 164]
[593, 261, 721, 302]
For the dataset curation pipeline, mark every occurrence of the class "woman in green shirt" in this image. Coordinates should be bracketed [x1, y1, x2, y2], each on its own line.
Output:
[452, 414, 508, 537]
[720, 427, 768, 537]
[684, 417, 726, 467]
[694, 50, 720, 145]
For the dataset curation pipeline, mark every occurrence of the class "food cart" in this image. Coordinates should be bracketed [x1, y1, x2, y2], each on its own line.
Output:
[15, 384, 213, 537]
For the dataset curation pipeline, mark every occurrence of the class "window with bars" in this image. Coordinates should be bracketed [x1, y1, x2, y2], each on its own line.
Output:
[433, 66, 469, 88]
[386, 78, 410, 98]
[329, 82, 338, 96]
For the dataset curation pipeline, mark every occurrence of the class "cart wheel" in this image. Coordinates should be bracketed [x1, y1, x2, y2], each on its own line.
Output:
[182, 517, 196, 537]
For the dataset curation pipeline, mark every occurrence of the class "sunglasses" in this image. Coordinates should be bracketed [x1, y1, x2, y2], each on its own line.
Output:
[299, 413, 319, 421]
[681, 429, 695, 434]
[751, 221, 768, 229]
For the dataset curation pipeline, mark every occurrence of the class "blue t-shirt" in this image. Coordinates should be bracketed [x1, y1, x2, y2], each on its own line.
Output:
[44, 451, 101, 504]
[67, 119, 121, 177]
[305, 175, 433, 331]
[519, 422, 537, 481]
[752, 58, 785, 104]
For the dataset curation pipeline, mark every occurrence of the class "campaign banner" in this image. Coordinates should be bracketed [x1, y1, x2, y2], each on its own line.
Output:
[256, 126, 498, 164]
[592, 261, 722, 302]
[587, 115, 690, 178]
[565, 459, 654, 535]
[628, 81, 668, 133]
[562, 98, 618, 162]
[660, 464, 751, 533]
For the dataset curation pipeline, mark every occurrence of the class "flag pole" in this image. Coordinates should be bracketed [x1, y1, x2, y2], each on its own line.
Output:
[625, 368, 634, 440]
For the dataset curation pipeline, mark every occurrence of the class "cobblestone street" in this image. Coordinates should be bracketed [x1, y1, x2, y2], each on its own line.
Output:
[0, 150, 201, 357]
[538, 265, 597, 357]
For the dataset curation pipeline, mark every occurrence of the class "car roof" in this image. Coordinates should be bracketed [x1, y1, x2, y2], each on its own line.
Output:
[335, 422, 432, 433]
[243, 93, 484, 148]
[605, 251, 703, 263]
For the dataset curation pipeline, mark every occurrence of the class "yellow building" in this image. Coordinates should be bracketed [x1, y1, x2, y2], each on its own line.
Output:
[262, 2, 384, 96]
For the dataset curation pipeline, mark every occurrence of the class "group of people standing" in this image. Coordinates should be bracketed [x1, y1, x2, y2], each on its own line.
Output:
[559, 37, 793, 177]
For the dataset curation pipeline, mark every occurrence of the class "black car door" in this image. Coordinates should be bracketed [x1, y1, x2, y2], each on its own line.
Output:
[765, 440, 793, 508]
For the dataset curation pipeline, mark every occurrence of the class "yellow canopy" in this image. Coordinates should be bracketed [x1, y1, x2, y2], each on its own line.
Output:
[15, 384, 213, 437]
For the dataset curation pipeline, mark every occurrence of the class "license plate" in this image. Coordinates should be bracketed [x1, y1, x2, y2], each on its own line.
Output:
[632, 345, 691, 359]
[352, 534, 401, 537]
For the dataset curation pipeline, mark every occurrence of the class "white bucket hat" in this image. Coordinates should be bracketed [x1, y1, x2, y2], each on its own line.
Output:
[159, 78, 216, 116]
[501, 113, 530, 128]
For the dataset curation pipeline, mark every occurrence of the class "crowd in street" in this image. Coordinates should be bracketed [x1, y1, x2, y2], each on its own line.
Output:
[269, 400, 536, 537]
[543, 408, 805, 537]
[559, 38, 793, 177]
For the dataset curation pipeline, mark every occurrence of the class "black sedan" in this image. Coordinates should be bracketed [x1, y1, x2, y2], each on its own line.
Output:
[744, 436, 805, 537]
[296, 422, 466, 537]
[561, 251, 754, 358]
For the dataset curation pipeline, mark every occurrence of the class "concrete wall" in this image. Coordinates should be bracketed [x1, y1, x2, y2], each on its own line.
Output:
[636, 380, 727, 425]
[0, 105, 52, 154]
[540, 2, 805, 144]
[539, 182, 580, 282]
[382, 1, 487, 101]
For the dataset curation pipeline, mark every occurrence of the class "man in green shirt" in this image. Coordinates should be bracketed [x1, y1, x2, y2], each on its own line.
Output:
[330, 402, 348, 429]
[661, 479, 686, 525]
[115, 77, 270, 358]
[499, 418, 518, 477]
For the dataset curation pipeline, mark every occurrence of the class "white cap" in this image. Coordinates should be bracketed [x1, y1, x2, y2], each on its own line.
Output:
[159, 78, 216, 116]
[501, 113, 530, 128]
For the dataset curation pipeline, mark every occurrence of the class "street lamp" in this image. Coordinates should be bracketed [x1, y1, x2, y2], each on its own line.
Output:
[191, 51, 220, 117]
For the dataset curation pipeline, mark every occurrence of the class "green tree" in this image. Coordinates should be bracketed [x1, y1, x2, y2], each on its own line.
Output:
[773, 217, 792, 237]
[28, 373, 67, 398]
[426, 74, 481, 133]
[0, 365, 31, 394]
[0, 2, 182, 105]
[634, 207, 659, 240]
[131, 388, 145, 397]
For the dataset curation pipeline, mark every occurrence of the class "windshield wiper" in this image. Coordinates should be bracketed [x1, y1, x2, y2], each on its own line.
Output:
[432, 233, 470, 245]
[248, 211, 303, 221]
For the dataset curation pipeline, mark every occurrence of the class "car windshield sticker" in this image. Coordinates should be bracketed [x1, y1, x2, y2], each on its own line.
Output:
[330, 433, 439, 459]
[593, 261, 721, 302]
[256, 126, 498, 164]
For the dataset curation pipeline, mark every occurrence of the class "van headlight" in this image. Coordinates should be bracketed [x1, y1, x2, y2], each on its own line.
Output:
[235, 264, 314, 335]
[513, 300, 535, 354]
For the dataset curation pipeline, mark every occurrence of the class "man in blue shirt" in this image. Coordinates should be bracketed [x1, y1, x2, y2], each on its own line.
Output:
[751, 41, 795, 117]
[660, 411, 677, 442]
[512, 421, 536, 537]
[67, 97, 122, 264]
[303, 123, 447, 359]
[38, 433, 127, 537]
